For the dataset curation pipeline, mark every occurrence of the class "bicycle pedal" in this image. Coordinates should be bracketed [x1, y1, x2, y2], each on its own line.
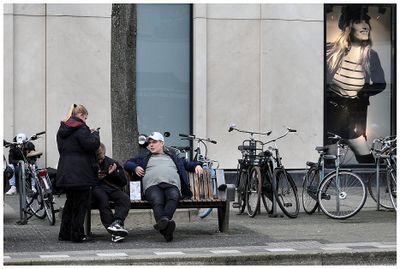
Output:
[283, 203, 292, 207]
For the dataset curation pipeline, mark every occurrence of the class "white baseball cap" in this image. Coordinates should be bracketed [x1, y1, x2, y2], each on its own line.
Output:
[147, 132, 164, 142]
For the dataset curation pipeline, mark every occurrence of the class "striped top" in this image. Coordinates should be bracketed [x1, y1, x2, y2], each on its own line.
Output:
[330, 58, 365, 98]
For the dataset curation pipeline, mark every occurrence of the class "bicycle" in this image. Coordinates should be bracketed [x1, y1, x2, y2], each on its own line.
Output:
[367, 135, 396, 210]
[4, 132, 56, 225]
[261, 127, 299, 218]
[229, 124, 271, 216]
[302, 133, 367, 219]
[230, 125, 299, 218]
[178, 133, 219, 218]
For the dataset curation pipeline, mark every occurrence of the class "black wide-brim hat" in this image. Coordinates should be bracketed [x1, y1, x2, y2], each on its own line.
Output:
[338, 5, 371, 31]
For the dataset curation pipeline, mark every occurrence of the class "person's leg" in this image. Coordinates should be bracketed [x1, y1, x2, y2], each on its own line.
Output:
[5, 164, 17, 195]
[145, 185, 165, 223]
[70, 189, 91, 242]
[92, 188, 114, 229]
[106, 189, 129, 239]
[158, 183, 179, 242]
[8, 164, 16, 186]
[347, 136, 375, 163]
[109, 189, 130, 225]
[59, 191, 73, 240]
[162, 184, 180, 220]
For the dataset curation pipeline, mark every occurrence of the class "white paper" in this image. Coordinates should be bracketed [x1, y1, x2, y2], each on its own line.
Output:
[130, 181, 141, 200]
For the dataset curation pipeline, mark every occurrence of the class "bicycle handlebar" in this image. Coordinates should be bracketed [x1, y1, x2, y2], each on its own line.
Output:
[263, 127, 296, 145]
[179, 133, 217, 144]
[4, 131, 46, 147]
[228, 124, 272, 136]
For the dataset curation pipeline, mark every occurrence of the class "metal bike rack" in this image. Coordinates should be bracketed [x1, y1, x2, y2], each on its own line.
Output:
[269, 171, 284, 218]
[376, 157, 381, 211]
[17, 160, 28, 225]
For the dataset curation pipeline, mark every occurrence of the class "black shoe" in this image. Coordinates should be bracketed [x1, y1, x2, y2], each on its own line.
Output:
[58, 236, 70, 241]
[153, 217, 169, 231]
[72, 236, 94, 243]
[107, 220, 128, 237]
[161, 220, 175, 242]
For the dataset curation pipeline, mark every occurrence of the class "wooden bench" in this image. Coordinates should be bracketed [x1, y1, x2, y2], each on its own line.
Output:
[85, 169, 235, 235]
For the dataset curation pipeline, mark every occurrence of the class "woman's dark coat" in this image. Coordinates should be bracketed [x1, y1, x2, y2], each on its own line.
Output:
[56, 116, 100, 190]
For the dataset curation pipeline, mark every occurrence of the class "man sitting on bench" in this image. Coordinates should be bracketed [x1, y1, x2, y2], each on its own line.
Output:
[94, 143, 131, 242]
[124, 132, 203, 242]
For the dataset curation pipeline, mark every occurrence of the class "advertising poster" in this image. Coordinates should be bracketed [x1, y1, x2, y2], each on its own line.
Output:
[324, 4, 396, 165]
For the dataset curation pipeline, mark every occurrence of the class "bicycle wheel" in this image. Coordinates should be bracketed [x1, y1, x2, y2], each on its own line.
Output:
[261, 168, 273, 214]
[387, 169, 397, 210]
[25, 174, 46, 219]
[246, 166, 262, 217]
[39, 174, 56, 225]
[367, 170, 394, 209]
[318, 171, 367, 219]
[236, 169, 248, 214]
[273, 168, 299, 218]
[302, 166, 320, 214]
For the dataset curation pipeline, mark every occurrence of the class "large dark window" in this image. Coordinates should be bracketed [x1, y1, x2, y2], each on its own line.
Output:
[136, 4, 191, 146]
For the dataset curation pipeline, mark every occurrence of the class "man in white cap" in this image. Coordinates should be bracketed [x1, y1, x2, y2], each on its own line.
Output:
[124, 132, 203, 242]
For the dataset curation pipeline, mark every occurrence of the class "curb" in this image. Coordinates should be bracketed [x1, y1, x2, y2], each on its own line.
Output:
[4, 249, 396, 265]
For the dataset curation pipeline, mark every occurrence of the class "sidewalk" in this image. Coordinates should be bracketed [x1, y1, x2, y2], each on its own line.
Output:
[3, 193, 396, 265]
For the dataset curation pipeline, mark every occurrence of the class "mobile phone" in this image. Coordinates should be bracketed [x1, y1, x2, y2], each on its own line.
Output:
[98, 169, 108, 175]
[96, 127, 101, 131]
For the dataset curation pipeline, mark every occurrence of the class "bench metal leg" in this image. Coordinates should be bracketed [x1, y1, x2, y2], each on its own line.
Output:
[217, 202, 230, 233]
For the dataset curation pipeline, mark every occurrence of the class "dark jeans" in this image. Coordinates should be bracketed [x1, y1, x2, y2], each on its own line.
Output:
[145, 182, 180, 222]
[59, 189, 90, 242]
[92, 187, 131, 228]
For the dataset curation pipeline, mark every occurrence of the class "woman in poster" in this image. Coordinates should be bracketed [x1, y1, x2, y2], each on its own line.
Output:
[326, 5, 386, 163]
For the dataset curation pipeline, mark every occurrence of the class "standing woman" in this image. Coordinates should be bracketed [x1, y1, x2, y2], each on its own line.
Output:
[56, 104, 100, 242]
[326, 6, 386, 163]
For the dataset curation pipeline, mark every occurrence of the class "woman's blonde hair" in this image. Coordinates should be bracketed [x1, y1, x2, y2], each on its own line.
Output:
[64, 104, 89, 122]
[327, 22, 371, 76]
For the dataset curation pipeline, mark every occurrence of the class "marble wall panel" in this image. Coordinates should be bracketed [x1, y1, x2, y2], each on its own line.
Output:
[11, 4, 45, 15]
[207, 4, 260, 19]
[261, 19, 324, 168]
[47, 4, 111, 17]
[12, 14, 46, 166]
[3, 8, 15, 142]
[46, 16, 111, 168]
[261, 4, 323, 21]
[207, 19, 261, 168]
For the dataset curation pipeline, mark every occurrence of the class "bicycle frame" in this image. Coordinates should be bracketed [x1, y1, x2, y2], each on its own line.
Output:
[323, 134, 355, 213]
[262, 127, 297, 216]
[371, 136, 397, 210]
[4, 131, 51, 224]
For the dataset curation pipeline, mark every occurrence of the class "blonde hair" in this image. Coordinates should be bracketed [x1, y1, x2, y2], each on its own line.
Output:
[64, 104, 89, 122]
[327, 22, 371, 76]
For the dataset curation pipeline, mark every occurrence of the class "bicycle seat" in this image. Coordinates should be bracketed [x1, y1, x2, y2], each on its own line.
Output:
[238, 145, 256, 151]
[315, 146, 329, 153]
[306, 161, 317, 167]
